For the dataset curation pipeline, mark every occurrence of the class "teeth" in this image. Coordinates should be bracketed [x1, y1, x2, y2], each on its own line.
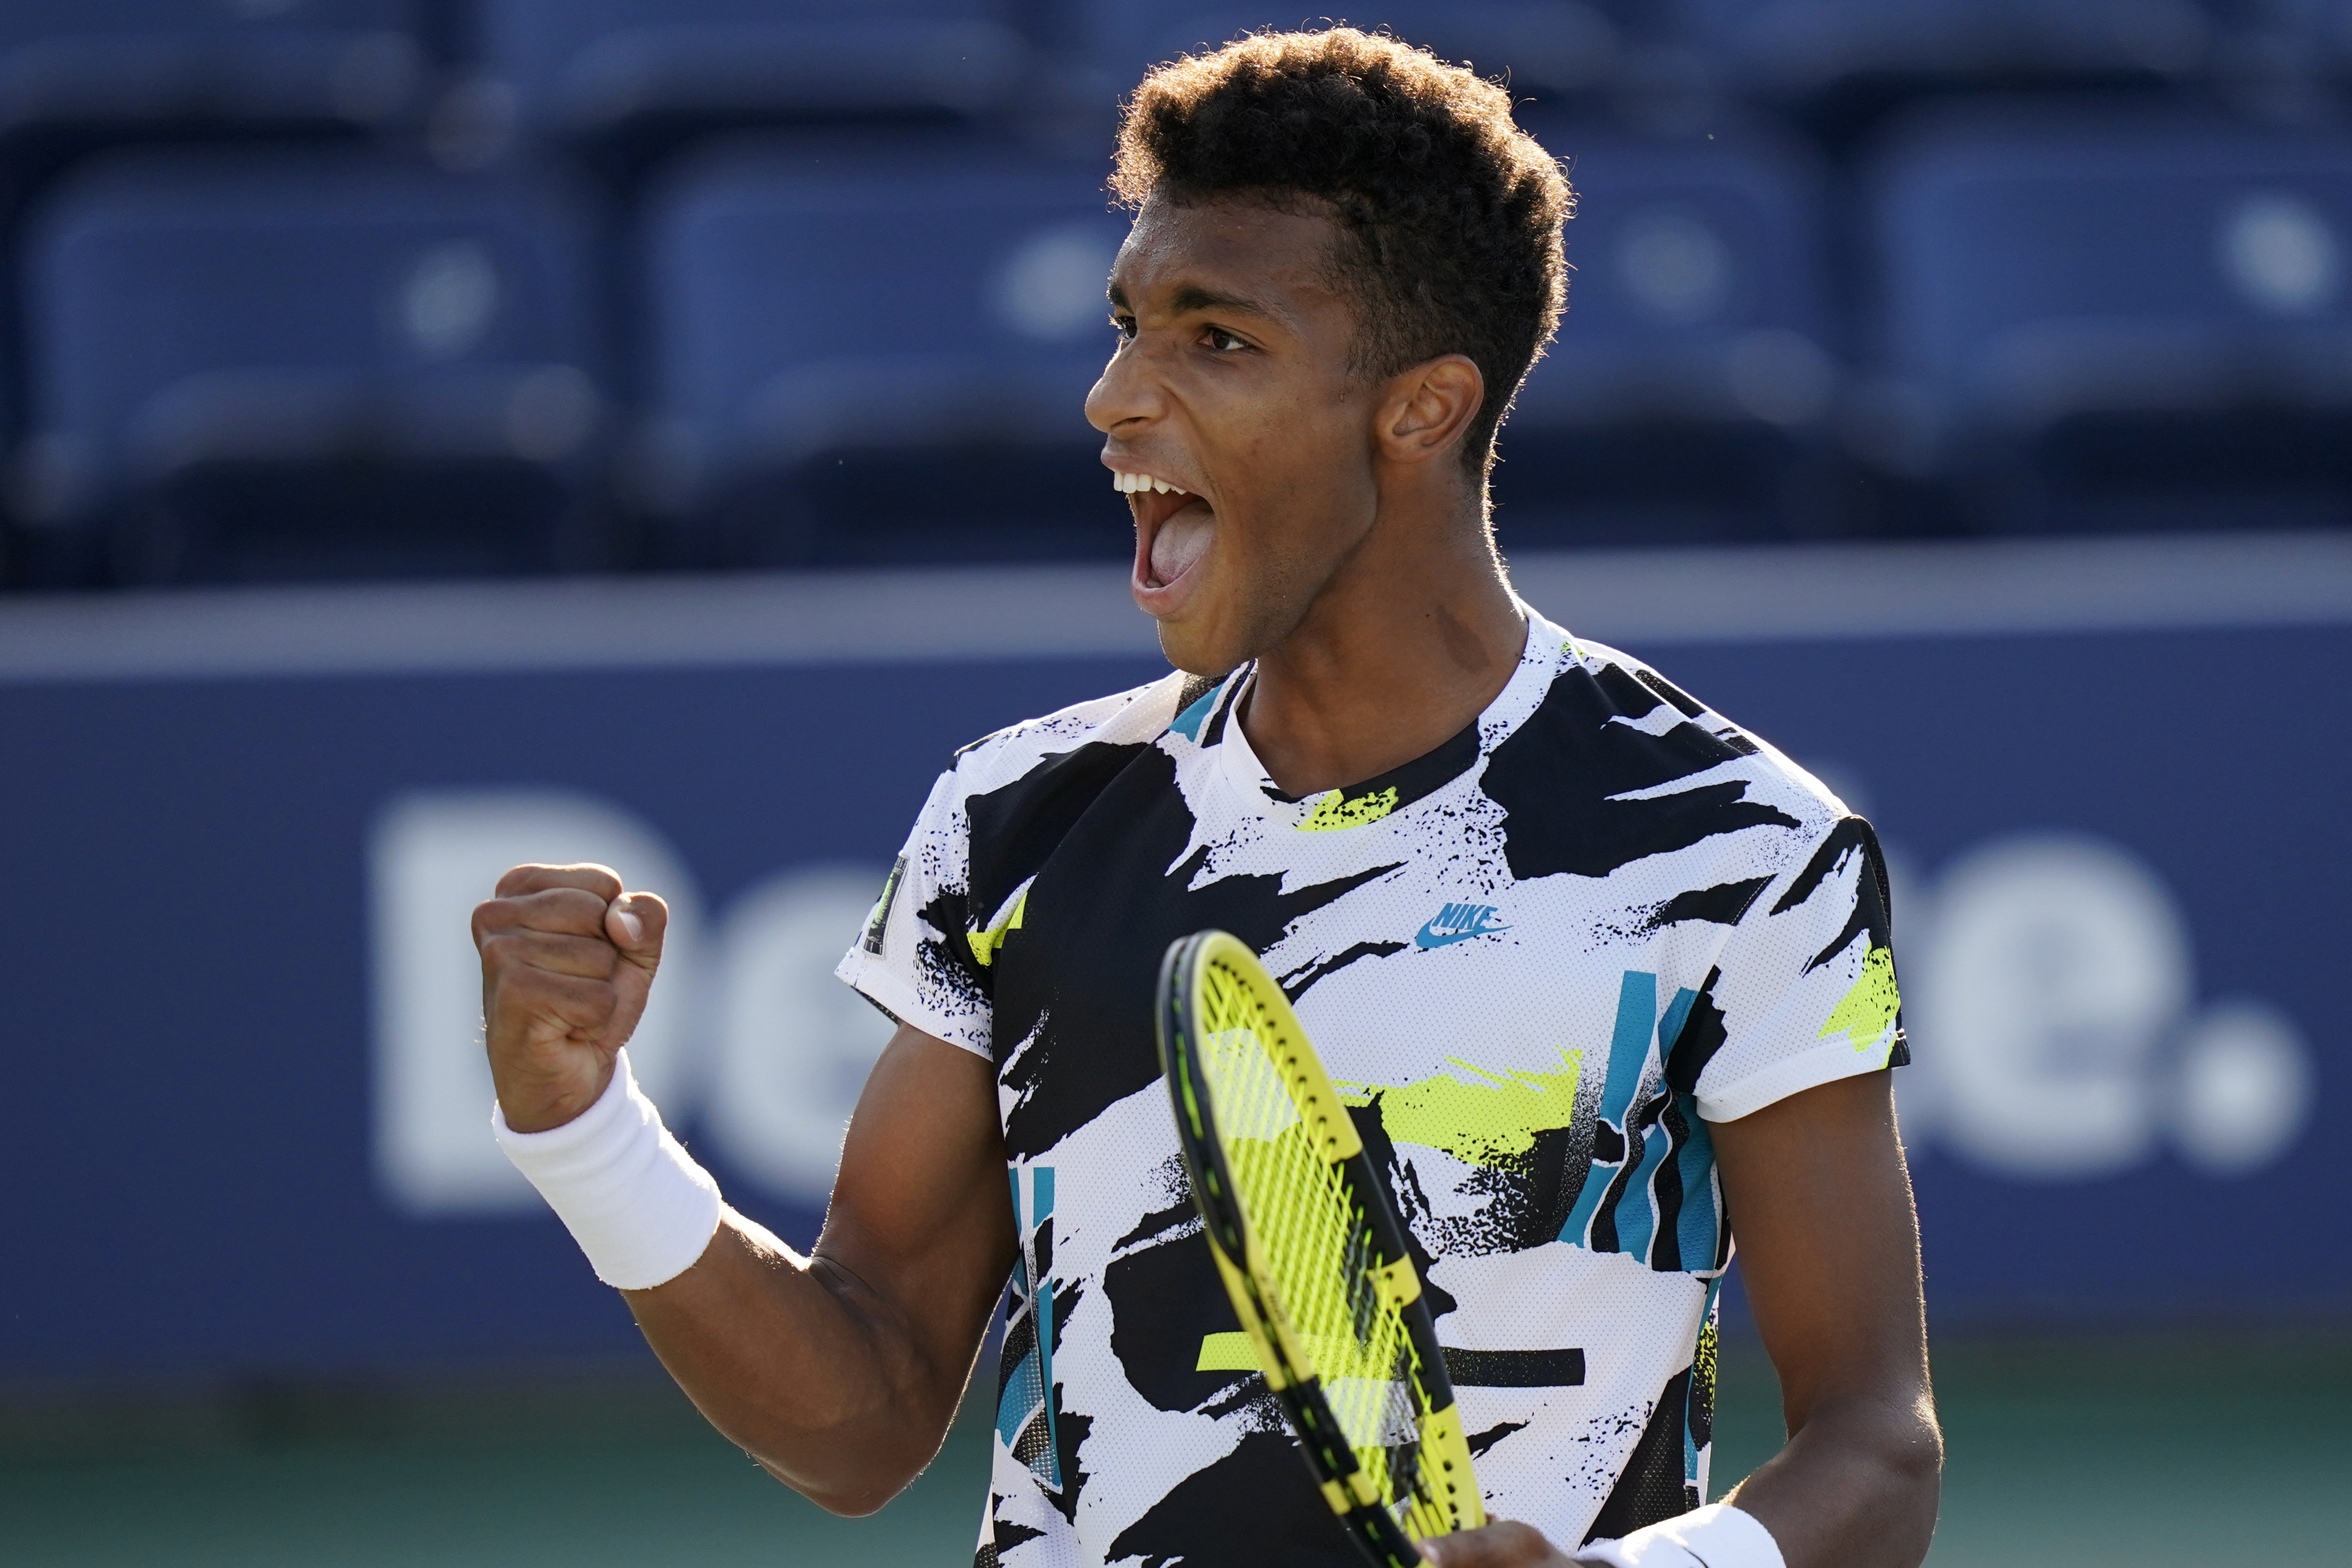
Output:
[1112, 471, 1188, 496]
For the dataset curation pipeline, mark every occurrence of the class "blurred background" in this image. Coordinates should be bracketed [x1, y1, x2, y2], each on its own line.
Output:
[1, 2, 2347, 1564]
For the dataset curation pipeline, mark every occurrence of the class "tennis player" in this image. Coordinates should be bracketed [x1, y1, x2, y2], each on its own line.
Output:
[474, 28, 1939, 1568]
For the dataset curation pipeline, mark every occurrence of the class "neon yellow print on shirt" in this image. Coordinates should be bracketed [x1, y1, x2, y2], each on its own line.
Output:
[967, 887, 1028, 967]
[1334, 1049, 1584, 1168]
[1818, 945, 1900, 1054]
[1299, 786, 1399, 831]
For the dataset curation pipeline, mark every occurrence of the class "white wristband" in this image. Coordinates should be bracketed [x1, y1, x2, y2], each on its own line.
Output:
[1573, 1505, 1786, 1568]
[491, 1048, 723, 1290]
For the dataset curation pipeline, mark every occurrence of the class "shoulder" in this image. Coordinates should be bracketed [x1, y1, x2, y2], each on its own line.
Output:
[1587, 637, 1845, 831]
[934, 673, 1193, 916]
[944, 672, 1191, 795]
[1483, 631, 1847, 886]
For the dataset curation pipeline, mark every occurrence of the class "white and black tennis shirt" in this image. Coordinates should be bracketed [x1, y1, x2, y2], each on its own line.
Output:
[837, 609, 1906, 1567]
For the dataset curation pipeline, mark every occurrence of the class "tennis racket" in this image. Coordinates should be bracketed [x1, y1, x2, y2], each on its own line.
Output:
[1156, 928, 1484, 1565]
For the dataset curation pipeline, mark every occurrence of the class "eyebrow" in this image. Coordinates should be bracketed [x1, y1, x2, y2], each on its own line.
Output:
[1106, 278, 1283, 322]
[1168, 283, 1277, 319]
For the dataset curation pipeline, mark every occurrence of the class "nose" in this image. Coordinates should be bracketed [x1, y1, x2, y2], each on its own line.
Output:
[1084, 337, 1162, 435]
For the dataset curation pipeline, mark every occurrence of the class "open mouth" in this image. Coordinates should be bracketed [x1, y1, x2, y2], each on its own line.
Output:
[1116, 471, 1214, 591]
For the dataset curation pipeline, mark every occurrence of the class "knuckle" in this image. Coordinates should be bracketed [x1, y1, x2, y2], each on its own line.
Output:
[536, 888, 611, 931]
[553, 861, 623, 899]
[493, 864, 555, 898]
[494, 863, 623, 901]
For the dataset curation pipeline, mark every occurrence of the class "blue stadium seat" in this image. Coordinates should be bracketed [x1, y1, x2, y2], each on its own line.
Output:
[2256, 0, 2352, 81]
[474, 0, 1031, 140]
[1494, 113, 1845, 544]
[0, 0, 425, 135]
[1079, 4, 1625, 98]
[638, 136, 1133, 566]
[1668, 0, 2219, 101]
[17, 149, 609, 582]
[1866, 103, 2352, 532]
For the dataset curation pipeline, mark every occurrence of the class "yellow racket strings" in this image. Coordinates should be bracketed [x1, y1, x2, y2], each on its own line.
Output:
[1197, 958, 1448, 1532]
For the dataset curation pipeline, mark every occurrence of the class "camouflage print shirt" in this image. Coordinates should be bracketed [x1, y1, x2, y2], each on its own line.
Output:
[837, 609, 1905, 1568]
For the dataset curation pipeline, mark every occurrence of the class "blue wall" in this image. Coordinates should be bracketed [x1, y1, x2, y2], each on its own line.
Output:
[5, 607, 2344, 1382]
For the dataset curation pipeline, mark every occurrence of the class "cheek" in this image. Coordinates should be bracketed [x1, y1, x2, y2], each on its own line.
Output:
[1211, 422, 1373, 596]
[1196, 507, 1332, 661]
[1181, 376, 1377, 653]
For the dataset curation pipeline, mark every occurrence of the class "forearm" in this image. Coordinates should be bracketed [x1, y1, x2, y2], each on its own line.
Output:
[624, 1208, 982, 1515]
[476, 890, 1015, 1517]
[1721, 1390, 1941, 1568]
[1706, 1072, 1939, 1568]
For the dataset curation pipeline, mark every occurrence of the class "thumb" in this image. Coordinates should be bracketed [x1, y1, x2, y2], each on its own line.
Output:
[606, 891, 669, 972]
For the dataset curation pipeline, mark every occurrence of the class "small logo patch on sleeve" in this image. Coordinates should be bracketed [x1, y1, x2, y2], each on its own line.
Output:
[861, 855, 908, 955]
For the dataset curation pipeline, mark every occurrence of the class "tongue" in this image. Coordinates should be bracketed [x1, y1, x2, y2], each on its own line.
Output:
[1150, 502, 1214, 586]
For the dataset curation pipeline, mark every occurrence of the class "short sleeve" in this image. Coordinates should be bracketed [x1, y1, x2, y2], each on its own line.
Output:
[1680, 816, 1906, 1124]
[834, 768, 995, 1061]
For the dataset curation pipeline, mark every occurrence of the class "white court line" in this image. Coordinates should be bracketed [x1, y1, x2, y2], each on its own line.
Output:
[0, 533, 2344, 684]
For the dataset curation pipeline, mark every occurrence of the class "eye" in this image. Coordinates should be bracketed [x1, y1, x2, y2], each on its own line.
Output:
[1112, 313, 1137, 340]
[1204, 326, 1250, 353]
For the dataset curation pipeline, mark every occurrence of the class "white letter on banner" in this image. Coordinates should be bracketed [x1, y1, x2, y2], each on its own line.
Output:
[1916, 833, 2191, 1180]
[705, 866, 896, 1209]
[371, 790, 703, 1215]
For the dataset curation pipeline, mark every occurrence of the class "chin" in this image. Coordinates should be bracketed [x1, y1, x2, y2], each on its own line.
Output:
[1158, 589, 1290, 680]
[1156, 622, 1235, 679]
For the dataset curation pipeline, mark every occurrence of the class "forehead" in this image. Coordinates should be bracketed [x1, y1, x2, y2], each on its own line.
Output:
[1111, 194, 1346, 317]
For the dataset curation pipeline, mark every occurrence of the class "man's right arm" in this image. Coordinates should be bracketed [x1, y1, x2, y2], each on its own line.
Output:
[625, 1026, 1015, 1515]
[476, 864, 1015, 1517]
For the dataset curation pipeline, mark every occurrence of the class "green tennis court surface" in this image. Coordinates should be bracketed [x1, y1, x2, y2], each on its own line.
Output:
[4, 1332, 2341, 1566]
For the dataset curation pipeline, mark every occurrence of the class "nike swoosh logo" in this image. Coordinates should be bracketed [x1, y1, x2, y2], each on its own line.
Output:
[1416, 920, 1508, 949]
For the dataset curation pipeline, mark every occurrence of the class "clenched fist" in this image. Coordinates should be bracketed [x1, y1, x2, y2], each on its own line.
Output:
[473, 863, 668, 1134]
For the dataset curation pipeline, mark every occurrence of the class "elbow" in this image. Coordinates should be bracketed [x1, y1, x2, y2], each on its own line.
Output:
[1890, 1390, 1945, 1490]
[731, 1401, 945, 1518]
[1796, 1388, 1943, 1556]
[1866, 1392, 1945, 1555]
[1802, 1385, 1943, 1477]
[1831, 1384, 1944, 1487]
[768, 1459, 921, 1519]
[745, 1442, 928, 1517]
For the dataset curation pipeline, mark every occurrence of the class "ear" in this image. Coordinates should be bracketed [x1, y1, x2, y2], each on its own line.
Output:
[1374, 354, 1485, 466]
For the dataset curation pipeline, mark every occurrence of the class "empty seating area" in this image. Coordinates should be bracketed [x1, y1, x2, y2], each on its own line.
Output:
[1, 1, 2349, 585]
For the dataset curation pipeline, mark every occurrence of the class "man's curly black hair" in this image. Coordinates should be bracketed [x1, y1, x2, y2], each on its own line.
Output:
[1112, 27, 1572, 480]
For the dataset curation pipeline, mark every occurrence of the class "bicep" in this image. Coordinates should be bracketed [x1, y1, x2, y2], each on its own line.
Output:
[1710, 1071, 1927, 1426]
[816, 1025, 1018, 1370]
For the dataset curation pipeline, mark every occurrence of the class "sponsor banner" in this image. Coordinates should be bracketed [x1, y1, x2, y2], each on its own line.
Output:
[3, 541, 2344, 1380]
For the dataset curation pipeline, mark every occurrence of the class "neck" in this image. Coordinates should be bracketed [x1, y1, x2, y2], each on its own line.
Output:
[1240, 488, 1526, 799]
